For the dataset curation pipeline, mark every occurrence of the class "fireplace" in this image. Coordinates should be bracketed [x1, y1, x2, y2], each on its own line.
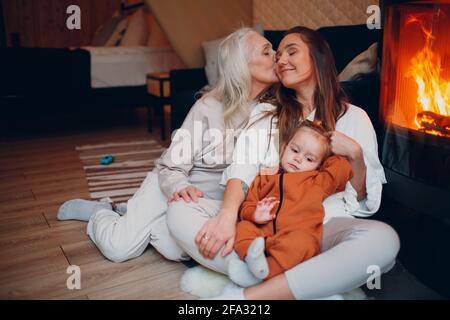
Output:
[380, 0, 450, 297]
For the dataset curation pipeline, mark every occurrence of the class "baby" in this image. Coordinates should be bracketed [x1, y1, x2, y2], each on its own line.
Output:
[228, 120, 353, 287]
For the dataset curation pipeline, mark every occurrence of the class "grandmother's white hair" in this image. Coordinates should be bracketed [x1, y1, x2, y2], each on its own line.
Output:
[206, 27, 257, 129]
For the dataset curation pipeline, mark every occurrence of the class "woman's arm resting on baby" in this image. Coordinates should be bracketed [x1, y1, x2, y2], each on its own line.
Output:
[195, 178, 246, 259]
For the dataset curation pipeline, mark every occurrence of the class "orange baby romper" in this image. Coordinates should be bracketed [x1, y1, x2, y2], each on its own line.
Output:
[234, 155, 353, 280]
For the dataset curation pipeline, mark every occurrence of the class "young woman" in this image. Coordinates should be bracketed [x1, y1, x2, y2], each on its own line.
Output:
[57, 27, 279, 264]
[167, 26, 400, 299]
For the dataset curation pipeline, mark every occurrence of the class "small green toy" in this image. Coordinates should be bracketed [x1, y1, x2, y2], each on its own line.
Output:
[100, 155, 114, 165]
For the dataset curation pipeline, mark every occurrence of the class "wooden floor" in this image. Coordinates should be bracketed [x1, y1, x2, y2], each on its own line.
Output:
[0, 114, 195, 300]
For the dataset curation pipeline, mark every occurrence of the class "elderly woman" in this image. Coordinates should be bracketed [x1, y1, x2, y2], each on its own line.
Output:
[167, 26, 400, 300]
[57, 27, 279, 264]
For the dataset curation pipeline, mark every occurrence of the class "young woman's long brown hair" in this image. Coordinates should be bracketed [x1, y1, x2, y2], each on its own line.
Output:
[274, 26, 348, 144]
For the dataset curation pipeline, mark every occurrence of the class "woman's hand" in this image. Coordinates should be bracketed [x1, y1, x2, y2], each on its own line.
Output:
[195, 209, 237, 259]
[169, 186, 204, 203]
[329, 131, 367, 200]
[329, 131, 362, 161]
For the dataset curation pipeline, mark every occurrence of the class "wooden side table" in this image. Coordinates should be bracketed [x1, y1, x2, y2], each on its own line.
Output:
[147, 72, 170, 141]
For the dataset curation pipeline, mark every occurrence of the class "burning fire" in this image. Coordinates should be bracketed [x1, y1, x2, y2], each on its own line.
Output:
[406, 14, 450, 136]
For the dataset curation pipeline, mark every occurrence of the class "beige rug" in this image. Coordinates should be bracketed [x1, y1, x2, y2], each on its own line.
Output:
[76, 140, 166, 203]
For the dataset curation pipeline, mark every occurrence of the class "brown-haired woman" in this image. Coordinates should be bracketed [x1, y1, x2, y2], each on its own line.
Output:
[167, 26, 400, 299]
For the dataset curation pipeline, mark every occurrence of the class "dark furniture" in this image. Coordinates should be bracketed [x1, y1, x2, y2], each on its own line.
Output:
[169, 24, 381, 136]
[147, 72, 171, 140]
[0, 47, 151, 133]
[1, 48, 90, 102]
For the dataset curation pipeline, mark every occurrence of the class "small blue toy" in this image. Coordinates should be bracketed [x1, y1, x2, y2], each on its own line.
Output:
[100, 155, 114, 165]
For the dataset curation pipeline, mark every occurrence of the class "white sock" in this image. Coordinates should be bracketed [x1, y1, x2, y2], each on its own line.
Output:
[113, 202, 127, 215]
[227, 259, 262, 288]
[245, 237, 269, 279]
[57, 199, 112, 221]
[202, 282, 245, 300]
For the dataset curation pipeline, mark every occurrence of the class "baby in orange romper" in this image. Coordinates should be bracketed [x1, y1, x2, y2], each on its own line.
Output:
[228, 120, 353, 287]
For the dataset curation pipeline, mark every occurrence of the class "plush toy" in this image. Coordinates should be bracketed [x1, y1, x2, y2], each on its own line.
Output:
[100, 155, 114, 165]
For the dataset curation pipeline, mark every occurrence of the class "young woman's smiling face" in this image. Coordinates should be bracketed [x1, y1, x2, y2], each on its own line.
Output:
[275, 33, 315, 89]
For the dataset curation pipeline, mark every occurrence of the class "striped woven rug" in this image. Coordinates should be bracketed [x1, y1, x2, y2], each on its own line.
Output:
[76, 140, 166, 203]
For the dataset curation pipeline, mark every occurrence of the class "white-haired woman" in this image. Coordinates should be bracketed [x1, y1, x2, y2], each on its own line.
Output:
[57, 27, 279, 263]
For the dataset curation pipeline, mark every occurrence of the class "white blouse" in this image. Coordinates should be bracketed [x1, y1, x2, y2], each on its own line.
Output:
[155, 96, 232, 199]
[221, 103, 387, 223]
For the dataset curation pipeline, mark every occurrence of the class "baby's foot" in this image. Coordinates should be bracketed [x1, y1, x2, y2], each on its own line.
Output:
[57, 199, 112, 221]
[227, 259, 262, 288]
[245, 237, 269, 279]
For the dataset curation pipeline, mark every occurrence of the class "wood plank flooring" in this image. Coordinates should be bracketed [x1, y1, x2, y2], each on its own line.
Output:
[0, 123, 195, 300]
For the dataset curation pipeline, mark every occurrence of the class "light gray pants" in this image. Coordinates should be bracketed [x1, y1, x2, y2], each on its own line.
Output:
[86, 169, 224, 264]
[86, 171, 189, 263]
[166, 202, 400, 299]
[166, 198, 241, 273]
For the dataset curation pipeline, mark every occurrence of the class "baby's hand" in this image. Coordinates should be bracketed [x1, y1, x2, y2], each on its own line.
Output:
[253, 197, 279, 224]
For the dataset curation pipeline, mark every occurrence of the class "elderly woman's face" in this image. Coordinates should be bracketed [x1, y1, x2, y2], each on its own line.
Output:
[276, 33, 314, 89]
[247, 33, 278, 86]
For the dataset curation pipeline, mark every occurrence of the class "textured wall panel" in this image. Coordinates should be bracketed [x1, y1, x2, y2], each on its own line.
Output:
[254, 0, 380, 30]
[147, 0, 253, 67]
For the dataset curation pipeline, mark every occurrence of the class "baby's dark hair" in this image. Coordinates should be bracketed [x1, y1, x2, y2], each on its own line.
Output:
[285, 119, 333, 160]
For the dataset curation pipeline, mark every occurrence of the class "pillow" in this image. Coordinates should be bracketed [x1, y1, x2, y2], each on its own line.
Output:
[104, 17, 129, 47]
[338, 42, 378, 82]
[120, 8, 149, 47]
[202, 24, 265, 86]
[91, 12, 122, 46]
[253, 23, 264, 37]
[202, 38, 223, 86]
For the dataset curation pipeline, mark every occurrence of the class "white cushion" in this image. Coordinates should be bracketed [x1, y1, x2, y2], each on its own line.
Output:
[253, 23, 264, 37]
[202, 24, 265, 86]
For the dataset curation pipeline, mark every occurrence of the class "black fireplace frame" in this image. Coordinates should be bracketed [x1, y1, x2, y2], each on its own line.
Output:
[378, 0, 450, 298]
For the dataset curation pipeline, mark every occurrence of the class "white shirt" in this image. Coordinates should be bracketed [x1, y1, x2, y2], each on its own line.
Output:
[156, 96, 232, 199]
[221, 103, 387, 223]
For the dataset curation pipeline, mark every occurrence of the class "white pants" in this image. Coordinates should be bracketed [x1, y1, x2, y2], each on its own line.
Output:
[87, 171, 400, 299]
[166, 202, 401, 299]
[166, 198, 241, 273]
[87, 171, 189, 263]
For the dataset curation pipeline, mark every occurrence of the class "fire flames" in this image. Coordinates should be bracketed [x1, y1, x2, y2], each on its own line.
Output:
[406, 14, 450, 136]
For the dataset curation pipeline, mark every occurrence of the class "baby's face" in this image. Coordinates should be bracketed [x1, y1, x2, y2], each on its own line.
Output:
[281, 128, 327, 173]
